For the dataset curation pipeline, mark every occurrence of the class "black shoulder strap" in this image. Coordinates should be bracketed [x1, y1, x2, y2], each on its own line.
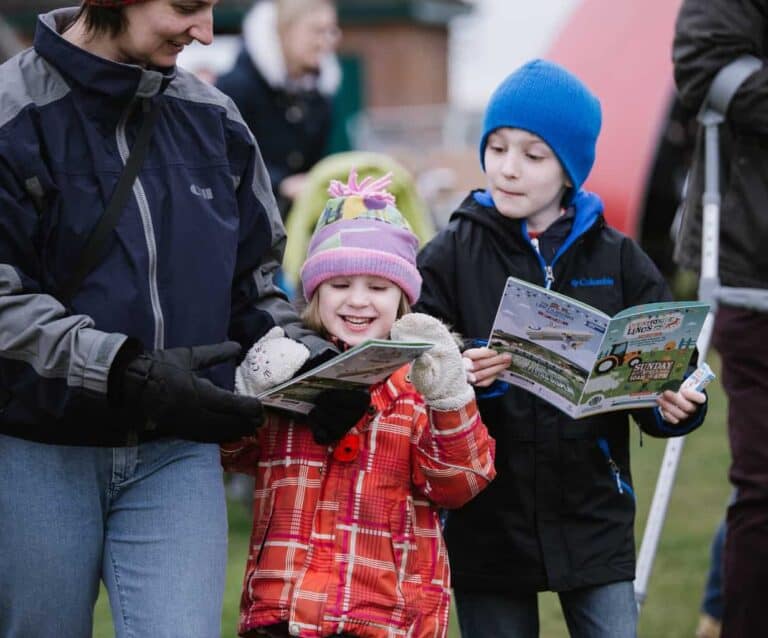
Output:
[59, 100, 161, 304]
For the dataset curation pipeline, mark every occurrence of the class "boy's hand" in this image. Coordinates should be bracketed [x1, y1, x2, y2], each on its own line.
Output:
[656, 387, 706, 425]
[235, 327, 310, 396]
[462, 347, 512, 388]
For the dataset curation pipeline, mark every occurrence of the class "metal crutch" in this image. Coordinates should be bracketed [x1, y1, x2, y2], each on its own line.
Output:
[634, 54, 768, 611]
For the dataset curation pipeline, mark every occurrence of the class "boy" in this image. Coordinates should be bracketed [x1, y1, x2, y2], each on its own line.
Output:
[415, 59, 707, 637]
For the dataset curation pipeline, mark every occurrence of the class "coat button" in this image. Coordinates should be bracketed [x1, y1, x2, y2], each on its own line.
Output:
[333, 432, 361, 462]
[289, 622, 301, 635]
[285, 104, 304, 123]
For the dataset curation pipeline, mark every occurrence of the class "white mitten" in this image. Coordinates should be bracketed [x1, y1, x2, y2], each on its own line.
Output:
[390, 313, 474, 410]
[235, 327, 310, 397]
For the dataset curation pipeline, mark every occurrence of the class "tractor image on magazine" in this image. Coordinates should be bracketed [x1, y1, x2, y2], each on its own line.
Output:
[593, 341, 642, 375]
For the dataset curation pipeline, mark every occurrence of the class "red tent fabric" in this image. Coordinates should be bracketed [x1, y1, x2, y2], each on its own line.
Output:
[545, 0, 682, 238]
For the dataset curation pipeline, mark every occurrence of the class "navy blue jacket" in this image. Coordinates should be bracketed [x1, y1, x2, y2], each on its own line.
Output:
[0, 9, 330, 445]
[415, 190, 707, 593]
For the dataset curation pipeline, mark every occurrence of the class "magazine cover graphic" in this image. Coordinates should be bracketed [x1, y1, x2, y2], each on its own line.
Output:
[488, 277, 709, 417]
[580, 304, 706, 413]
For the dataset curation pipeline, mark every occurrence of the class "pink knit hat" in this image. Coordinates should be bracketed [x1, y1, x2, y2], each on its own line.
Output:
[300, 170, 422, 304]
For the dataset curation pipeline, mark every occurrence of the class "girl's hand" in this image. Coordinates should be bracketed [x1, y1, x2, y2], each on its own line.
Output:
[390, 313, 474, 410]
[656, 387, 706, 425]
[235, 327, 310, 396]
[462, 347, 512, 388]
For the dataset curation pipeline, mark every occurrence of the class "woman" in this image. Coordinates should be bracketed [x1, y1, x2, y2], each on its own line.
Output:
[0, 1, 336, 636]
[216, 0, 342, 217]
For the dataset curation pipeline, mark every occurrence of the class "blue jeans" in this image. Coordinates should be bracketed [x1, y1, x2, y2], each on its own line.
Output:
[0, 435, 228, 638]
[454, 581, 637, 638]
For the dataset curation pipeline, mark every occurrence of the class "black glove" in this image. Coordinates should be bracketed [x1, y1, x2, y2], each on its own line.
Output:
[294, 347, 338, 377]
[306, 388, 371, 446]
[109, 340, 263, 443]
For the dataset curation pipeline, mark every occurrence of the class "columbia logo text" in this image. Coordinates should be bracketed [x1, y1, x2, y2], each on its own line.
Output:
[190, 184, 213, 200]
[570, 277, 614, 287]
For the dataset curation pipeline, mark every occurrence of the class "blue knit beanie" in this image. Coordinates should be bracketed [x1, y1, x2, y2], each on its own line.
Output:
[479, 59, 602, 199]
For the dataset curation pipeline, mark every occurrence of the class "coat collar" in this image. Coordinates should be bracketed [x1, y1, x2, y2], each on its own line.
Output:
[371, 364, 419, 412]
[35, 8, 175, 126]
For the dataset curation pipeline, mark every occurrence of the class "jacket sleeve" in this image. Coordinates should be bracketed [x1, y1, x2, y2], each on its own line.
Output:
[414, 227, 460, 327]
[619, 237, 709, 437]
[410, 397, 496, 509]
[225, 116, 334, 361]
[673, 0, 768, 136]
[0, 132, 127, 402]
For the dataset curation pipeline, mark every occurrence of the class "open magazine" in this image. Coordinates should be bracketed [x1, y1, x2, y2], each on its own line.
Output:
[487, 276, 710, 418]
[258, 339, 433, 415]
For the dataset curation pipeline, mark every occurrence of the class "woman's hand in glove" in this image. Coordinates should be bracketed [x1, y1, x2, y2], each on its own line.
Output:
[109, 340, 263, 443]
[235, 327, 310, 396]
[390, 313, 475, 410]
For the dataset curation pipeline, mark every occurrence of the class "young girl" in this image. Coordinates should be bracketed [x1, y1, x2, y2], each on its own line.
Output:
[222, 171, 496, 638]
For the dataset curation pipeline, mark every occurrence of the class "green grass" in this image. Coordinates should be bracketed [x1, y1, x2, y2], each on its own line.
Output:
[94, 358, 729, 637]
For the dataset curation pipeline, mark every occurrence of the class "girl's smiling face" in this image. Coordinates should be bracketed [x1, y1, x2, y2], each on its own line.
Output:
[316, 274, 403, 346]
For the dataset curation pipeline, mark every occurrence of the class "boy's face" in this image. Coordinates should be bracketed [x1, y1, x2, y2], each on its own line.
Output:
[484, 128, 569, 232]
[317, 275, 402, 346]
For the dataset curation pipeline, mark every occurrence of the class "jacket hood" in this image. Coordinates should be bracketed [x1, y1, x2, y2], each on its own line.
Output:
[453, 188, 605, 245]
[242, 0, 341, 95]
[35, 9, 175, 125]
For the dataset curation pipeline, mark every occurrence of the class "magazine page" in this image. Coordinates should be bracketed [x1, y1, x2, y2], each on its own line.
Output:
[488, 277, 611, 418]
[577, 301, 709, 416]
[258, 339, 433, 414]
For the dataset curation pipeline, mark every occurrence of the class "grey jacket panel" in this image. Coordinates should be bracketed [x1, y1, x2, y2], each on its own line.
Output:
[0, 265, 126, 393]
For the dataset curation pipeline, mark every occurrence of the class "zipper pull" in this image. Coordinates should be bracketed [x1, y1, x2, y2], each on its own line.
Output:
[609, 459, 623, 494]
[545, 265, 555, 289]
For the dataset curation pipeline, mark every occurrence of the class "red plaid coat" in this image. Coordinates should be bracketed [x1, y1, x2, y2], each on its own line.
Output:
[221, 365, 495, 638]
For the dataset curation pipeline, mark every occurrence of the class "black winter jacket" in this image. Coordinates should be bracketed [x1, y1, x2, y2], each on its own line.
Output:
[415, 191, 706, 593]
[216, 49, 332, 213]
[673, 0, 768, 290]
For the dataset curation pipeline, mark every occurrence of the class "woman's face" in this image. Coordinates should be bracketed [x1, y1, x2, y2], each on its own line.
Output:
[114, 0, 218, 68]
[280, 3, 340, 76]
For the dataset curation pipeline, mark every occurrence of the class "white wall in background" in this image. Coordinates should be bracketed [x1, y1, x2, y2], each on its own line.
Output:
[449, 0, 580, 110]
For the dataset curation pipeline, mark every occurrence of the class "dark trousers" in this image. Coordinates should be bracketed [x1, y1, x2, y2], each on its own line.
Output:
[701, 511, 727, 620]
[713, 307, 768, 638]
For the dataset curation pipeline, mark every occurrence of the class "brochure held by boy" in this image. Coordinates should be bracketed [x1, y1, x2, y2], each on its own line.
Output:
[487, 276, 710, 418]
[258, 339, 433, 414]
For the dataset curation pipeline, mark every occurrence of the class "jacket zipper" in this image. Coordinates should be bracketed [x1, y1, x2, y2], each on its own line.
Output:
[115, 99, 165, 349]
[544, 264, 555, 289]
[526, 233, 556, 289]
[597, 437, 635, 499]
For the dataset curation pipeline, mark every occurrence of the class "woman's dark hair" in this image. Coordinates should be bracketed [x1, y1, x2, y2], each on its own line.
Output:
[74, 3, 128, 38]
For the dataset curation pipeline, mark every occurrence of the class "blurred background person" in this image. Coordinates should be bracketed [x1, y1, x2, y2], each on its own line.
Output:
[216, 0, 341, 219]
